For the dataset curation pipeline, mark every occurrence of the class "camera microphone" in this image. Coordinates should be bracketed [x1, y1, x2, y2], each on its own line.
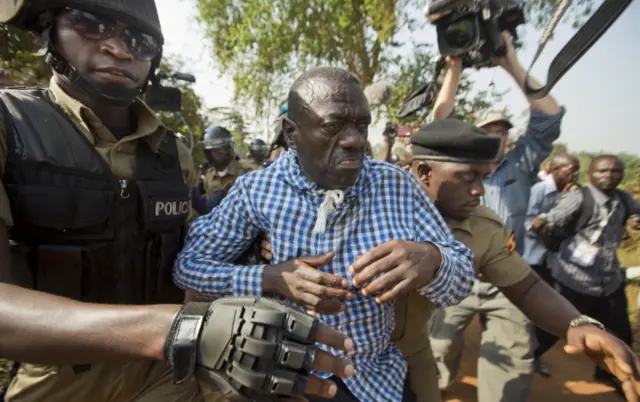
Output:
[364, 81, 394, 108]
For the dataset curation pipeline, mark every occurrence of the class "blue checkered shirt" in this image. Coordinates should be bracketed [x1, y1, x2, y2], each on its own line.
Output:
[174, 150, 474, 402]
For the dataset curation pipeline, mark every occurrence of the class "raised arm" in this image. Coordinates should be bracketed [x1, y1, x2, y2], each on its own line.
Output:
[539, 189, 583, 230]
[430, 57, 463, 122]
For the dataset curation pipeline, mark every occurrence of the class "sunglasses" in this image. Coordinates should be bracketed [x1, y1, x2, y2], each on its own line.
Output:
[63, 8, 160, 62]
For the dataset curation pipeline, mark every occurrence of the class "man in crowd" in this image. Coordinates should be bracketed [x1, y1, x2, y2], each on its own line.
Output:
[269, 103, 289, 160]
[0, 1, 353, 401]
[525, 153, 581, 285]
[524, 153, 581, 376]
[428, 32, 565, 401]
[191, 125, 252, 215]
[531, 155, 640, 394]
[247, 138, 270, 169]
[173, 66, 476, 402]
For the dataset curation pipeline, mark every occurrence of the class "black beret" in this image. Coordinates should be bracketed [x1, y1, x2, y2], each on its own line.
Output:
[410, 119, 501, 164]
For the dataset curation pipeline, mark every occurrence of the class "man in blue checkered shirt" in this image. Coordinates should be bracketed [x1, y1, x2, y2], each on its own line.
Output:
[173, 67, 474, 402]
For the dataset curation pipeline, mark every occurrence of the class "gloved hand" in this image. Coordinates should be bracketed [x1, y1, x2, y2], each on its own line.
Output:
[164, 296, 354, 401]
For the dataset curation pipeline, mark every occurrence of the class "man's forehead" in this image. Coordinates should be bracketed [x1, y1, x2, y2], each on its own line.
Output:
[439, 161, 489, 174]
[297, 93, 370, 121]
[594, 159, 621, 169]
[309, 98, 370, 118]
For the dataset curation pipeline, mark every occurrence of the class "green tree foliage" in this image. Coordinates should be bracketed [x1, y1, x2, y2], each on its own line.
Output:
[0, 25, 50, 86]
[196, 0, 595, 117]
[524, 0, 597, 30]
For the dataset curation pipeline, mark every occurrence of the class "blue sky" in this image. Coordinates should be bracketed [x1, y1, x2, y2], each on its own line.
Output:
[156, 0, 640, 154]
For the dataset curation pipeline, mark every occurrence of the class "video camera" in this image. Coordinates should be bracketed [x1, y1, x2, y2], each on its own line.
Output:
[144, 70, 196, 112]
[424, 0, 525, 69]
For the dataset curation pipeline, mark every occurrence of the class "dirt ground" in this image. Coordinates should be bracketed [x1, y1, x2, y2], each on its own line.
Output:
[443, 317, 624, 402]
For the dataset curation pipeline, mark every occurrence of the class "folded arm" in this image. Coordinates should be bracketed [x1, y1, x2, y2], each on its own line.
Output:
[541, 189, 583, 230]
[174, 177, 265, 298]
[412, 179, 475, 307]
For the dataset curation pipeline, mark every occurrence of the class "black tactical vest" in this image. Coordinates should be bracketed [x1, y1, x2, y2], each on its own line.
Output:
[0, 88, 189, 305]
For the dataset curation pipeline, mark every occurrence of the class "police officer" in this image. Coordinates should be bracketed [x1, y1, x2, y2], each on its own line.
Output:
[428, 35, 565, 401]
[200, 125, 252, 199]
[406, 120, 640, 402]
[247, 138, 269, 169]
[269, 102, 289, 161]
[0, 1, 352, 401]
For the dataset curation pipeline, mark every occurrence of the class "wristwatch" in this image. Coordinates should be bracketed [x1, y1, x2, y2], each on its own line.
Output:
[568, 315, 605, 331]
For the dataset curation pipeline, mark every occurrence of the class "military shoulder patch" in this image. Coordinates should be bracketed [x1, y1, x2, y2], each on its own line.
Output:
[505, 233, 516, 254]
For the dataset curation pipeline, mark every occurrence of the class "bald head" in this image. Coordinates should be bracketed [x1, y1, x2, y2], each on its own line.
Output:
[283, 67, 371, 189]
[549, 153, 580, 190]
[550, 153, 579, 171]
[288, 67, 363, 122]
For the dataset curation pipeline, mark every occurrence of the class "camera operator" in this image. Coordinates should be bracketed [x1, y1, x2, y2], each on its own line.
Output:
[427, 32, 564, 402]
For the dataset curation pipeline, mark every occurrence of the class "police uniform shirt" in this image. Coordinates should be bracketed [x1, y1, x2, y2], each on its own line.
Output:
[202, 158, 253, 196]
[447, 206, 531, 287]
[0, 76, 198, 228]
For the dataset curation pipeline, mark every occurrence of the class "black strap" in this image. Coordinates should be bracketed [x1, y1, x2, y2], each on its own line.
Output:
[396, 57, 445, 119]
[524, 0, 632, 99]
[616, 190, 632, 222]
[573, 186, 595, 234]
[164, 302, 211, 384]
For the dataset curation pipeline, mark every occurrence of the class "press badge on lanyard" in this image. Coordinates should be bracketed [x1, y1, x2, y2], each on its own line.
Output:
[569, 203, 614, 267]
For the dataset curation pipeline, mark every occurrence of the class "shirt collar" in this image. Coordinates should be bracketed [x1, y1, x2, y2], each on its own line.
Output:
[49, 76, 166, 151]
[543, 176, 558, 195]
[587, 183, 618, 206]
[445, 214, 472, 234]
[275, 149, 370, 199]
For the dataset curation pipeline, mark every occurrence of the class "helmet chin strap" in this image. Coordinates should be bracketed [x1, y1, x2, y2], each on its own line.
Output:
[35, 13, 158, 108]
[45, 51, 141, 107]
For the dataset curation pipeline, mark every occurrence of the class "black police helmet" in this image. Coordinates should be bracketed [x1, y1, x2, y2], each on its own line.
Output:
[249, 138, 267, 149]
[1, 0, 163, 44]
[202, 126, 234, 150]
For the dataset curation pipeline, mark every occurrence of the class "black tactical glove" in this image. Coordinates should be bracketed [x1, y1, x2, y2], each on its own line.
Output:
[164, 297, 319, 401]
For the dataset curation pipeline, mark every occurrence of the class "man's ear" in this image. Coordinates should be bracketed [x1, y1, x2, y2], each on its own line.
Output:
[418, 162, 432, 185]
[282, 117, 297, 150]
[410, 161, 431, 186]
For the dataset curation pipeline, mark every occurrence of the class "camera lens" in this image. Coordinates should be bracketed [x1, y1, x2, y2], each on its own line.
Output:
[444, 17, 476, 49]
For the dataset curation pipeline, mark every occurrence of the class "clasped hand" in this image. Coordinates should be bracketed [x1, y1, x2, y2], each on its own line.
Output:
[261, 236, 441, 314]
